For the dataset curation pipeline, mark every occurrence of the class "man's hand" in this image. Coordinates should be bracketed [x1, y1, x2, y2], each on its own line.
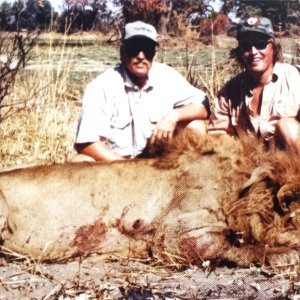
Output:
[149, 102, 209, 145]
[150, 110, 179, 145]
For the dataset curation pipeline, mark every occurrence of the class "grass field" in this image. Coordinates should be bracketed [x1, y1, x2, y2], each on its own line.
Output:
[0, 33, 299, 168]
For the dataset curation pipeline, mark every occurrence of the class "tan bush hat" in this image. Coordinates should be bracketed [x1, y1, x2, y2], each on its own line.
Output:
[123, 21, 158, 45]
[237, 16, 274, 39]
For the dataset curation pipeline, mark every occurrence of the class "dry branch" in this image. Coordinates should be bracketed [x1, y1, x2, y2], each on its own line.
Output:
[0, 31, 37, 122]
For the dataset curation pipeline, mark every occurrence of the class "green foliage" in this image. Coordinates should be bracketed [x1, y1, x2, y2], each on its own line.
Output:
[1, 0, 299, 39]
[114, 0, 212, 35]
[0, 1, 12, 30]
[57, 0, 110, 33]
[0, 0, 54, 31]
[221, 0, 300, 31]
[169, 0, 206, 16]
[18, 0, 53, 30]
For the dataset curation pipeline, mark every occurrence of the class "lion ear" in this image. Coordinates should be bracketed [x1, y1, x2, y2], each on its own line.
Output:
[239, 164, 275, 198]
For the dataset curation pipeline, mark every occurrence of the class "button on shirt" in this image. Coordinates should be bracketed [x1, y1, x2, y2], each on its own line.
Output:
[208, 63, 300, 137]
[76, 62, 208, 158]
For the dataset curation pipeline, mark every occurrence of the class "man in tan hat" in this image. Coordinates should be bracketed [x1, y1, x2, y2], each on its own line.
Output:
[74, 21, 209, 161]
[209, 17, 300, 153]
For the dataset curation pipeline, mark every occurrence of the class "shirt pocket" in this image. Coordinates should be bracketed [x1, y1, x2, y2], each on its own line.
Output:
[109, 115, 132, 149]
[111, 115, 132, 129]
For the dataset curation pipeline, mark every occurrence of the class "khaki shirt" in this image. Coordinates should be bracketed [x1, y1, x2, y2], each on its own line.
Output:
[76, 62, 208, 157]
[208, 63, 300, 137]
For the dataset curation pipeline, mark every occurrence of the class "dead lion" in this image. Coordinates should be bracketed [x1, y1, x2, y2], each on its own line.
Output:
[1, 132, 300, 267]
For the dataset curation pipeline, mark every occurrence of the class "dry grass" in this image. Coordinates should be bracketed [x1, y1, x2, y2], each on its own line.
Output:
[35, 31, 111, 47]
[0, 104, 79, 167]
[0, 35, 85, 168]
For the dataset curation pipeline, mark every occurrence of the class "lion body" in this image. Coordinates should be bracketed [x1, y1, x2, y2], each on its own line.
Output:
[1, 133, 300, 266]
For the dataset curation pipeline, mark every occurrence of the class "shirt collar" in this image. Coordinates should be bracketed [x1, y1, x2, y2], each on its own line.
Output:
[271, 62, 280, 82]
[121, 64, 154, 91]
[243, 63, 279, 93]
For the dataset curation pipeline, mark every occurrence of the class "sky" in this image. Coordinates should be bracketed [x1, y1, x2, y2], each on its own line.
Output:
[211, 0, 222, 12]
[49, 0, 63, 12]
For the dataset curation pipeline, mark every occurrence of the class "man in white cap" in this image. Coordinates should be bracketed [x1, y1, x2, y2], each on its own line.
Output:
[74, 21, 210, 161]
[208, 16, 300, 153]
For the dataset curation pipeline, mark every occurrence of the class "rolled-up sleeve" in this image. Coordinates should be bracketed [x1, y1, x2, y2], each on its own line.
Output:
[208, 92, 231, 134]
[166, 67, 209, 113]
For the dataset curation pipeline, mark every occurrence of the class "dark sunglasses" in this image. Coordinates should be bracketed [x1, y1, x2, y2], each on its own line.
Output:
[239, 40, 270, 52]
[124, 41, 156, 59]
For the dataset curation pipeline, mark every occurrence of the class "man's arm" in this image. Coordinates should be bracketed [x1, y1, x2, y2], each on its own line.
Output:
[150, 102, 209, 145]
[76, 141, 125, 161]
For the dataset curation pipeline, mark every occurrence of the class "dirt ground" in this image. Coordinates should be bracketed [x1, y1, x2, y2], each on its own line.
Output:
[1, 255, 300, 300]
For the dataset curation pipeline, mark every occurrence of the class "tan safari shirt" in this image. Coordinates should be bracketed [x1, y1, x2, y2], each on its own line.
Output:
[208, 63, 300, 138]
[76, 62, 208, 158]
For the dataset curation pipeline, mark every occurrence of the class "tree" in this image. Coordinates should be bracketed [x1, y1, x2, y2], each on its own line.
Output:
[0, 32, 36, 122]
[34, 0, 54, 30]
[120, 0, 167, 28]
[57, 0, 108, 33]
[221, 0, 300, 32]
[17, 0, 53, 30]
[114, 0, 214, 36]
[0, 1, 13, 31]
[10, 0, 25, 31]
[0, 0, 54, 31]
[165, 0, 206, 35]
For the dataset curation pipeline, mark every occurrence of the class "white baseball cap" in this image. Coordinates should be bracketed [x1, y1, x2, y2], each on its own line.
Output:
[123, 21, 158, 45]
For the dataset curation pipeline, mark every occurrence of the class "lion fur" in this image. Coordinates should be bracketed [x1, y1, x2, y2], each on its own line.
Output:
[0, 131, 300, 267]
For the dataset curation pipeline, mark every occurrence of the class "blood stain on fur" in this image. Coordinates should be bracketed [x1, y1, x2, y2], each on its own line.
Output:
[74, 219, 107, 256]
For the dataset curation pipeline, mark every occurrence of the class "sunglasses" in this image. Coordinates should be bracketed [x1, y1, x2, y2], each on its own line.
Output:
[124, 40, 156, 60]
[239, 40, 270, 52]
